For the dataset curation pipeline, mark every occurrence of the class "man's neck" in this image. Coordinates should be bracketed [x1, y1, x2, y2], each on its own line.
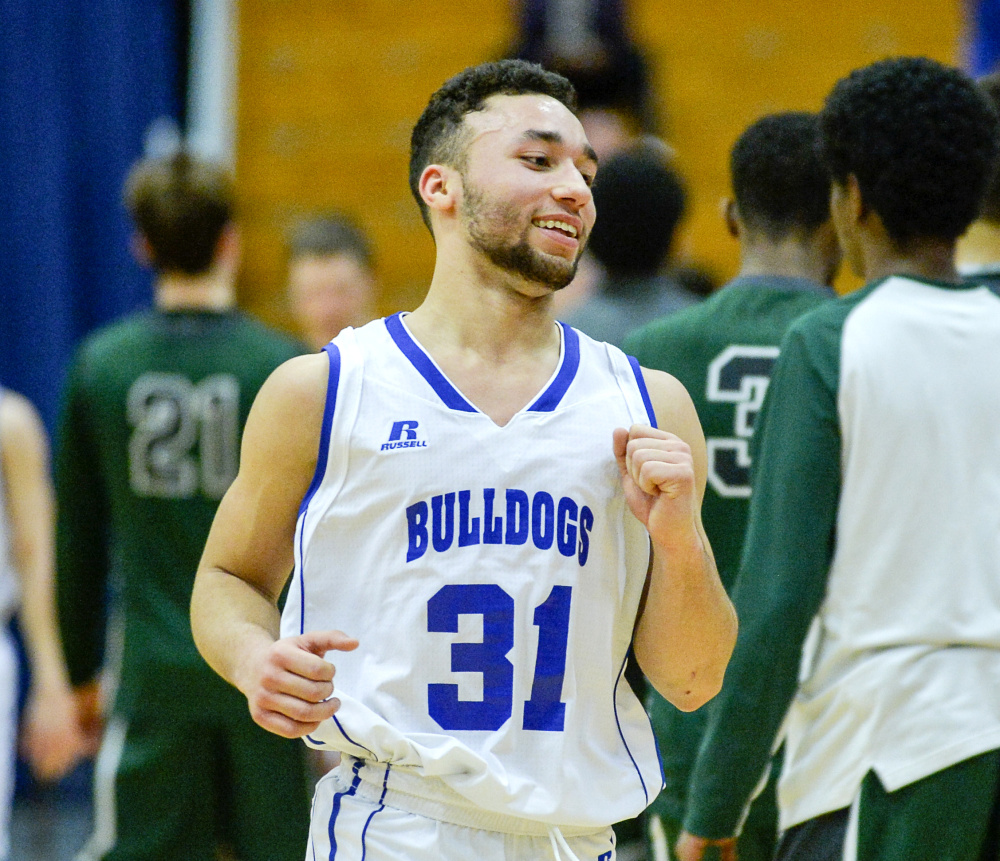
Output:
[401, 250, 565, 426]
[738, 235, 835, 287]
[956, 219, 1000, 269]
[860, 237, 959, 285]
[410, 241, 561, 360]
[154, 270, 236, 311]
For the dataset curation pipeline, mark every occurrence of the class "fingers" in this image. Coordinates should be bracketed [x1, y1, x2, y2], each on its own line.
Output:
[73, 681, 105, 755]
[24, 732, 84, 781]
[300, 628, 360, 658]
[249, 691, 342, 739]
[612, 426, 631, 464]
[615, 425, 694, 496]
[246, 630, 358, 739]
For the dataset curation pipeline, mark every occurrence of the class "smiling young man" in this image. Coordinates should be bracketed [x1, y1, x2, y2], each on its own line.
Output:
[190, 59, 735, 861]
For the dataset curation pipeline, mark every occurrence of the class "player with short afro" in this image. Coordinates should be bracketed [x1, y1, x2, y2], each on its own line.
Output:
[675, 57, 1000, 861]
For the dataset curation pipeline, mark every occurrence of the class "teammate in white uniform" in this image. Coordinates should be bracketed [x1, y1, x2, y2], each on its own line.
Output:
[0, 388, 86, 860]
[675, 57, 1000, 861]
[191, 59, 736, 861]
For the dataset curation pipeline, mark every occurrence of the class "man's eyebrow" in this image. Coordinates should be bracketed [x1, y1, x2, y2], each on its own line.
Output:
[521, 129, 599, 167]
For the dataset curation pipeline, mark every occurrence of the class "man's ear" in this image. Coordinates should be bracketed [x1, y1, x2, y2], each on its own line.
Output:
[130, 232, 154, 268]
[721, 197, 740, 239]
[845, 173, 867, 223]
[419, 164, 459, 216]
[214, 223, 240, 270]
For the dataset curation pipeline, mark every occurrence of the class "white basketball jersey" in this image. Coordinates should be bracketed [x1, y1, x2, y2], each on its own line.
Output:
[281, 314, 663, 828]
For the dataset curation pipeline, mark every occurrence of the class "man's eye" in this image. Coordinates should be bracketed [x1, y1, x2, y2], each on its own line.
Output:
[522, 155, 549, 168]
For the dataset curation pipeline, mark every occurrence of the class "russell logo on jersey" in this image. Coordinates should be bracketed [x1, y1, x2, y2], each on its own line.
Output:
[380, 419, 428, 451]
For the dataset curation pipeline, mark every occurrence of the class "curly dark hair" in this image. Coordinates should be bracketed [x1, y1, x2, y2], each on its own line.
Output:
[976, 72, 1000, 223]
[587, 142, 686, 278]
[731, 112, 830, 240]
[818, 56, 1000, 245]
[409, 59, 577, 231]
[124, 151, 234, 275]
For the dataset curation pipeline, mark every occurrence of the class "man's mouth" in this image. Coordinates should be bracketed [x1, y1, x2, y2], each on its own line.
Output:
[532, 218, 579, 238]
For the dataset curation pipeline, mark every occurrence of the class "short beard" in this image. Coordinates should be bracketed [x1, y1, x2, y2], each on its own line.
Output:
[462, 184, 579, 290]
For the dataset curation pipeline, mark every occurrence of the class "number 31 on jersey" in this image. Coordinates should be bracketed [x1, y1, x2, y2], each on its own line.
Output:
[427, 583, 571, 733]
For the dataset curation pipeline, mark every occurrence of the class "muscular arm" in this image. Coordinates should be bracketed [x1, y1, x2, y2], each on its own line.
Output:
[622, 370, 737, 712]
[1, 392, 86, 779]
[190, 352, 357, 739]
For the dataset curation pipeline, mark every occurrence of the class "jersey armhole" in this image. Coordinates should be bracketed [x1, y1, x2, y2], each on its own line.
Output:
[627, 356, 657, 428]
[297, 343, 342, 517]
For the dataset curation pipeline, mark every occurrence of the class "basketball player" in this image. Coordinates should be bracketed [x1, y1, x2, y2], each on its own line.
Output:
[55, 151, 312, 860]
[674, 57, 1000, 861]
[190, 59, 737, 861]
[625, 111, 839, 861]
[0, 388, 86, 861]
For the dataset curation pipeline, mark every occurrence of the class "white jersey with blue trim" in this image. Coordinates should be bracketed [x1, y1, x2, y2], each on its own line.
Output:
[281, 313, 663, 828]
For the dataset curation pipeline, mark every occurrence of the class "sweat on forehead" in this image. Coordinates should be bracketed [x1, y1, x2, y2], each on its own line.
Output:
[463, 96, 597, 161]
[466, 93, 572, 129]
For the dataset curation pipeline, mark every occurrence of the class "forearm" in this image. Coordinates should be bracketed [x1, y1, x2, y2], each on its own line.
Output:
[634, 531, 737, 712]
[17, 541, 72, 692]
[2, 392, 74, 691]
[190, 565, 284, 697]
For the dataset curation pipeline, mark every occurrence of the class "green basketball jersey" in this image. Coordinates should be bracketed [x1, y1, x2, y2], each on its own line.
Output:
[685, 276, 1000, 838]
[623, 276, 831, 854]
[625, 276, 832, 588]
[56, 309, 304, 718]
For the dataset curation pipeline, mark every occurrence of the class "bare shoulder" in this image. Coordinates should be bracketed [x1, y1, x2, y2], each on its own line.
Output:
[640, 368, 702, 442]
[256, 352, 331, 413]
[242, 353, 331, 471]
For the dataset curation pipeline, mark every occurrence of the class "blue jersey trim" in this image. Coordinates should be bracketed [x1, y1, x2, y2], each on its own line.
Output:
[304, 713, 376, 759]
[613, 652, 649, 804]
[628, 356, 657, 428]
[296, 344, 341, 635]
[359, 764, 390, 860]
[385, 313, 477, 412]
[331, 715, 376, 759]
[327, 758, 362, 859]
[528, 322, 580, 412]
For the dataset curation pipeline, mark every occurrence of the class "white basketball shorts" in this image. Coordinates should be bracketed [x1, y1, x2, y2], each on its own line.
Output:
[307, 757, 617, 861]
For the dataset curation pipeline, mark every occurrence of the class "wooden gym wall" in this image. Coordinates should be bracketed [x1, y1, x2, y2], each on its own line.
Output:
[235, 1, 962, 329]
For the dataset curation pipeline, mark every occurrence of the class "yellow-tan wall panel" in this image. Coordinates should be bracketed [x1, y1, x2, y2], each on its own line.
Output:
[235, 2, 516, 329]
[235, 2, 963, 330]
[630, 0, 962, 293]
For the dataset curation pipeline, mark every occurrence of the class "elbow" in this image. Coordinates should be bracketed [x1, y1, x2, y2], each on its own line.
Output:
[636, 618, 737, 713]
[649, 665, 727, 713]
[672, 673, 725, 712]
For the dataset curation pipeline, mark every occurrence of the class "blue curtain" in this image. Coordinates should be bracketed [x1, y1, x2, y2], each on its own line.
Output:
[967, 0, 1000, 75]
[0, 0, 179, 435]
